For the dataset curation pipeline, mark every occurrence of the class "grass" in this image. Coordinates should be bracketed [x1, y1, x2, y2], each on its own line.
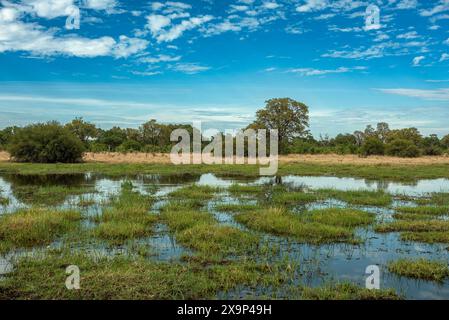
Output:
[271, 191, 318, 205]
[387, 258, 449, 282]
[12, 184, 96, 206]
[299, 283, 401, 300]
[91, 183, 156, 243]
[401, 232, 449, 244]
[395, 205, 449, 216]
[214, 203, 259, 213]
[304, 208, 375, 228]
[0, 252, 293, 300]
[315, 189, 392, 206]
[0, 208, 81, 252]
[161, 204, 258, 260]
[2, 162, 449, 181]
[235, 207, 357, 244]
[93, 221, 151, 242]
[168, 184, 221, 200]
[228, 184, 263, 196]
[416, 193, 449, 205]
[375, 220, 449, 233]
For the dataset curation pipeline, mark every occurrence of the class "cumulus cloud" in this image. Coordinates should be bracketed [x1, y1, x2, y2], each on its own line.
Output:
[412, 55, 425, 66]
[0, 6, 147, 58]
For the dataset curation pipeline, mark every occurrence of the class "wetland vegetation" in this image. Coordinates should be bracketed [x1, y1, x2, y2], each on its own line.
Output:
[0, 164, 448, 300]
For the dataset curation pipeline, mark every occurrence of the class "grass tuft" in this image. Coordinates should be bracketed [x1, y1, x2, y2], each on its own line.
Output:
[388, 258, 449, 282]
[0, 208, 81, 252]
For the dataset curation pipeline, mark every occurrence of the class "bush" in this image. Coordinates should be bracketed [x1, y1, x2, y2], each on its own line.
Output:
[116, 140, 142, 153]
[7, 122, 84, 163]
[360, 137, 385, 156]
[385, 139, 421, 158]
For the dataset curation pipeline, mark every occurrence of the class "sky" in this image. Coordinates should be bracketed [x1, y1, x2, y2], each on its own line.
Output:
[0, 0, 449, 137]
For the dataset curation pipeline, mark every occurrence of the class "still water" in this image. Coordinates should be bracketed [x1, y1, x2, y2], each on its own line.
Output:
[0, 172, 448, 299]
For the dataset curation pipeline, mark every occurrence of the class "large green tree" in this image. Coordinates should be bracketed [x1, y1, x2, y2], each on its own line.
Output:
[64, 117, 98, 146]
[7, 122, 84, 163]
[250, 98, 310, 154]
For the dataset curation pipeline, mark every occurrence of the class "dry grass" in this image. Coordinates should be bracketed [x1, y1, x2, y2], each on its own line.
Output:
[3, 151, 448, 165]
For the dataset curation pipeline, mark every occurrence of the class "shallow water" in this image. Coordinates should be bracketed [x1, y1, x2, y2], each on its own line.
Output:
[1, 172, 449, 299]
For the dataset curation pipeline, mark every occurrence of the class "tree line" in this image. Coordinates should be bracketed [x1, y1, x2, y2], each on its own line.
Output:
[0, 98, 448, 163]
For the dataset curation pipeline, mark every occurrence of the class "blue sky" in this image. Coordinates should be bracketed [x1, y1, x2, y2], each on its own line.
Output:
[0, 0, 449, 137]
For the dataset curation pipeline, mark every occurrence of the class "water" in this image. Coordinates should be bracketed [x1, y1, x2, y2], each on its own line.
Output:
[1, 172, 449, 299]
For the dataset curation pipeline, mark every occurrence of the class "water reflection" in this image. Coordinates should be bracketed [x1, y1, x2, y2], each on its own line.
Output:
[1, 172, 449, 299]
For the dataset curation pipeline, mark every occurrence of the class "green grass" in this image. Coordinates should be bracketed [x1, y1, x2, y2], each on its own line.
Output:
[401, 232, 449, 244]
[396, 205, 449, 216]
[0, 208, 81, 252]
[235, 207, 357, 244]
[416, 193, 449, 205]
[315, 189, 392, 206]
[92, 184, 156, 243]
[0, 252, 293, 300]
[228, 184, 263, 196]
[271, 191, 318, 205]
[300, 283, 401, 300]
[161, 203, 258, 260]
[168, 184, 221, 200]
[92, 221, 151, 243]
[304, 208, 375, 228]
[214, 203, 259, 213]
[12, 184, 96, 206]
[375, 220, 449, 233]
[176, 224, 259, 257]
[2, 162, 449, 181]
[387, 258, 449, 282]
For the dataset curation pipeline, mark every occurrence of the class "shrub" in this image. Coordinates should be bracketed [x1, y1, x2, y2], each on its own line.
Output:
[7, 122, 84, 163]
[385, 139, 420, 158]
[360, 137, 384, 156]
[116, 140, 142, 153]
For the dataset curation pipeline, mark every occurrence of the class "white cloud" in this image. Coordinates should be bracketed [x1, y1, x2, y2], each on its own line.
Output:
[141, 54, 181, 64]
[396, 0, 418, 10]
[420, 0, 449, 17]
[377, 88, 449, 101]
[440, 53, 449, 61]
[262, 2, 280, 10]
[83, 0, 118, 12]
[412, 55, 425, 66]
[171, 63, 210, 74]
[397, 31, 419, 39]
[287, 66, 366, 76]
[296, 0, 328, 13]
[0, 7, 147, 58]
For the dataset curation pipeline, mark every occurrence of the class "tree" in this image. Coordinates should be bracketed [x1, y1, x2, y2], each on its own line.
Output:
[353, 130, 365, 147]
[360, 137, 385, 156]
[376, 122, 390, 143]
[140, 119, 162, 146]
[386, 139, 421, 158]
[7, 122, 84, 163]
[441, 134, 449, 150]
[386, 128, 422, 144]
[421, 134, 442, 155]
[97, 127, 127, 151]
[65, 117, 98, 146]
[250, 98, 309, 154]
